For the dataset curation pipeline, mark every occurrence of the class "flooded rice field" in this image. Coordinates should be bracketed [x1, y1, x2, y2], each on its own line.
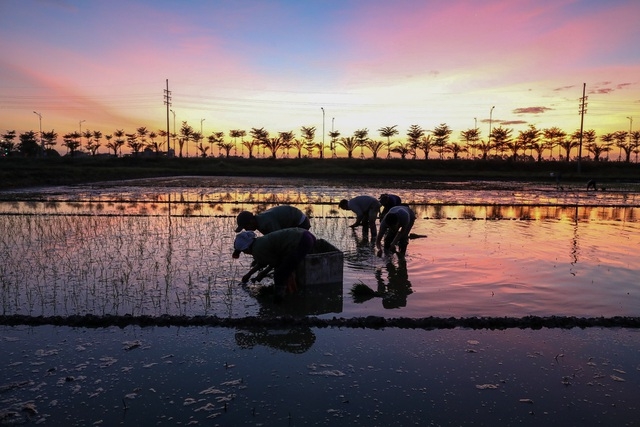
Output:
[1, 176, 639, 320]
[2, 176, 639, 425]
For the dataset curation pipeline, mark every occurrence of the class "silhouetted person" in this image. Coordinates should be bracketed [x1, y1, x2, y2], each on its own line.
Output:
[379, 193, 402, 219]
[339, 195, 381, 239]
[376, 205, 416, 257]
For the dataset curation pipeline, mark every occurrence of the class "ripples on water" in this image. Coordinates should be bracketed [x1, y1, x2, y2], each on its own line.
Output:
[2, 176, 639, 319]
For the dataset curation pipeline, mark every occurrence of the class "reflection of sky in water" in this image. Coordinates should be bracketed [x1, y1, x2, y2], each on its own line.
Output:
[1, 177, 640, 319]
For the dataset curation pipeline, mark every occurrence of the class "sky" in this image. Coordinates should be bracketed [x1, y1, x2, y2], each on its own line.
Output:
[1, 0, 639, 153]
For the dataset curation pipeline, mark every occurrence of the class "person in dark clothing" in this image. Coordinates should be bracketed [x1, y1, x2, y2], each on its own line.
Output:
[379, 193, 402, 219]
[233, 228, 317, 300]
[376, 205, 416, 257]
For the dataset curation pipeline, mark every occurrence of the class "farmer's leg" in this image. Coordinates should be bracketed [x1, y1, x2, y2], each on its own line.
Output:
[367, 208, 378, 239]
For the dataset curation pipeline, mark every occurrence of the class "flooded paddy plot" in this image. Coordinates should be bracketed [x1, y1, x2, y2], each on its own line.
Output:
[2, 177, 640, 425]
[1, 176, 640, 319]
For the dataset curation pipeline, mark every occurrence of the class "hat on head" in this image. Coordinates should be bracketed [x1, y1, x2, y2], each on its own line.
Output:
[235, 211, 254, 232]
[232, 231, 256, 258]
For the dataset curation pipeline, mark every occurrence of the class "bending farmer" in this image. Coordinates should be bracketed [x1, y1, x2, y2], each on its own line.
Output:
[233, 228, 317, 301]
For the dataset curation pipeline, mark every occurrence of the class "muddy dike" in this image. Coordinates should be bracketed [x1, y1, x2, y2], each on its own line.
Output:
[2, 314, 640, 330]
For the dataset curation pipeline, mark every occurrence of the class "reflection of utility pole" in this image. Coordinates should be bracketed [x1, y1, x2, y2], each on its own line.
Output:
[577, 83, 587, 173]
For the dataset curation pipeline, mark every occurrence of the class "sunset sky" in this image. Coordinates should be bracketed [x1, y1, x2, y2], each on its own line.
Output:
[1, 0, 639, 152]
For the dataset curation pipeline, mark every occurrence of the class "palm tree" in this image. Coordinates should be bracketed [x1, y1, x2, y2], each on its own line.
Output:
[631, 130, 640, 162]
[217, 138, 235, 158]
[279, 131, 295, 158]
[557, 132, 579, 161]
[378, 125, 398, 159]
[92, 130, 103, 155]
[613, 130, 632, 162]
[62, 131, 82, 157]
[192, 132, 208, 157]
[247, 127, 268, 158]
[263, 136, 285, 159]
[82, 130, 94, 154]
[146, 131, 164, 155]
[415, 135, 433, 159]
[292, 138, 305, 158]
[41, 130, 58, 152]
[18, 131, 41, 157]
[445, 142, 468, 160]
[390, 142, 412, 159]
[364, 139, 385, 159]
[432, 123, 452, 159]
[300, 126, 316, 157]
[599, 132, 615, 161]
[207, 131, 224, 157]
[542, 127, 566, 160]
[460, 128, 480, 158]
[406, 125, 424, 159]
[126, 133, 144, 155]
[0, 130, 17, 155]
[179, 122, 194, 158]
[353, 128, 369, 159]
[490, 126, 513, 158]
[337, 136, 359, 159]
[328, 130, 340, 158]
[518, 125, 543, 161]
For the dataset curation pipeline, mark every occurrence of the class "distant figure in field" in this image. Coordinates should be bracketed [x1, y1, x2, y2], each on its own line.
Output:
[376, 205, 416, 257]
[379, 193, 402, 220]
[339, 195, 381, 239]
[586, 179, 597, 191]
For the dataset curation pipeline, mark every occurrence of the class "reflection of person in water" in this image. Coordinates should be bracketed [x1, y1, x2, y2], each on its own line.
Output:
[375, 257, 412, 309]
[235, 326, 316, 354]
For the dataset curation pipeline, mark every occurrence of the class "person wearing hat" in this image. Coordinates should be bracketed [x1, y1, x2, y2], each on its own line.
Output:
[234, 205, 310, 234]
[375, 205, 415, 257]
[234, 205, 310, 283]
[233, 228, 317, 301]
[379, 193, 402, 220]
[338, 195, 381, 239]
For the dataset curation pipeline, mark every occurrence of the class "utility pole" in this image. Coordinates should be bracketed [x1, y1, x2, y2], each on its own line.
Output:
[33, 111, 43, 156]
[577, 83, 587, 173]
[164, 79, 172, 155]
[321, 107, 325, 159]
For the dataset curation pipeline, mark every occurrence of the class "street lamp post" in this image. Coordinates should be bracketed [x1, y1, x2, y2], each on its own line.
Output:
[627, 116, 633, 145]
[33, 111, 43, 155]
[79, 119, 86, 134]
[321, 107, 325, 159]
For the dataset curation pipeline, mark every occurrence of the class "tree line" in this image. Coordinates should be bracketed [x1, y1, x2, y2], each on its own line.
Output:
[2, 122, 640, 163]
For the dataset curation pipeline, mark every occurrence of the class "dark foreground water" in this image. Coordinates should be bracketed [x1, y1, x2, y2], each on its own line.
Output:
[1, 176, 639, 425]
[2, 325, 639, 426]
